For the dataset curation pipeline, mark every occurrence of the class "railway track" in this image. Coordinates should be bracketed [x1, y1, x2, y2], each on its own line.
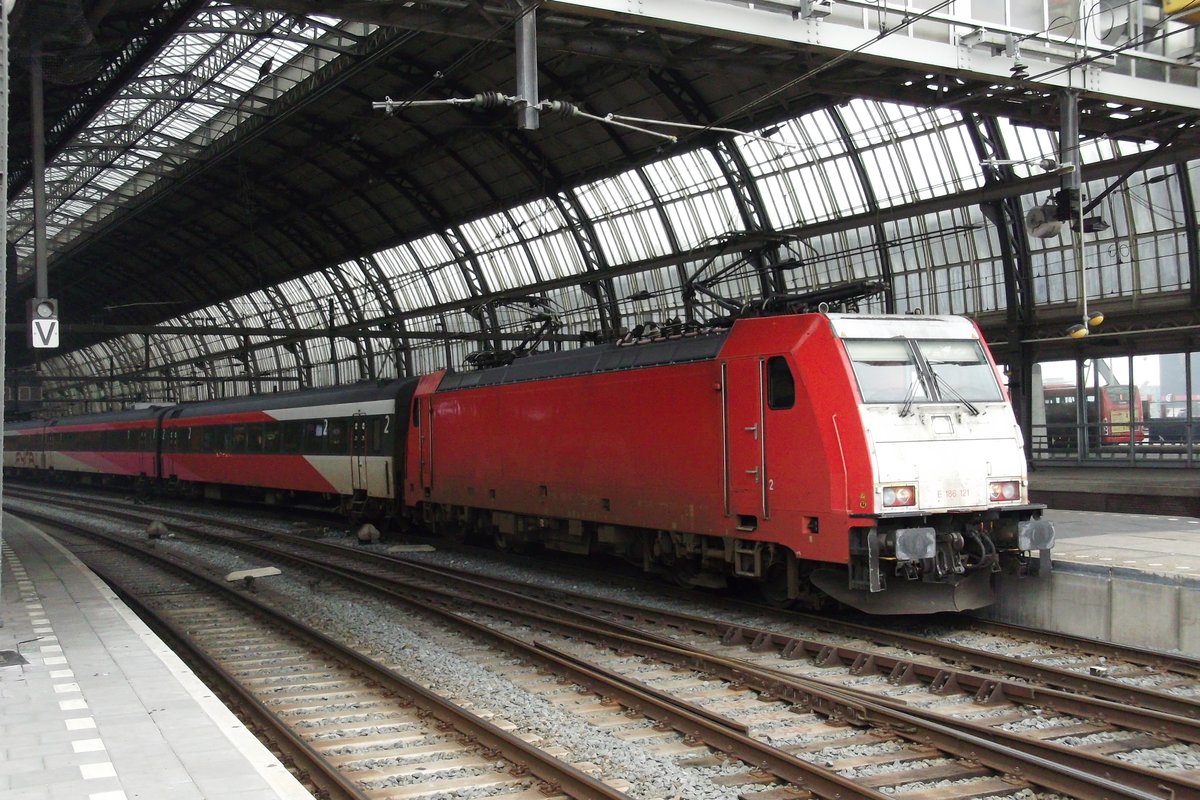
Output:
[9, 486, 1200, 799]
[12, 510, 631, 800]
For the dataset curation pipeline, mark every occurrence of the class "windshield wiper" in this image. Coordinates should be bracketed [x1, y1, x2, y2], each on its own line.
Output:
[899, 375, 923, 417]
[928, 368, 981, 416]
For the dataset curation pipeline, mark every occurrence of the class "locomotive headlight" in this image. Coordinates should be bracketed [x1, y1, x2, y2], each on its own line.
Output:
[989, 480, 1021, 502]
[882, 485, 917, 508]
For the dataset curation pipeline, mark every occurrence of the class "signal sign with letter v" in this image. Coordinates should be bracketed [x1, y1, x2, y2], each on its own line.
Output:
[32, 318, 59, 348]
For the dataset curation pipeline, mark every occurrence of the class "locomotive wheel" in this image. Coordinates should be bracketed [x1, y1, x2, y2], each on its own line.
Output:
[494, 530, 526, 554]
[758, 562, 795, 608]
[670, 560, 698, 587]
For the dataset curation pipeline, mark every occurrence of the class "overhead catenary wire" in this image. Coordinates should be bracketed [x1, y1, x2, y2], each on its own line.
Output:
[603, 113, 805, 152]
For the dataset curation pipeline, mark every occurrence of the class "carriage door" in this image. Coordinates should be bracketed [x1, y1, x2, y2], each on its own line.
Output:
[351, 413, 368, 494]
[722, 358, 768, 529]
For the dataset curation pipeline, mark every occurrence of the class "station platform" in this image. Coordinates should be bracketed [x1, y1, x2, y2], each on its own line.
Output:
[983, 507, 1200, 656]
[1029, 464, 1200, 517]
[0, 514, 315, 800]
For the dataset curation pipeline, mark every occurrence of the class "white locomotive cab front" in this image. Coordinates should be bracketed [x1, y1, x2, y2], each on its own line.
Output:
[818, 314, 1054, 614]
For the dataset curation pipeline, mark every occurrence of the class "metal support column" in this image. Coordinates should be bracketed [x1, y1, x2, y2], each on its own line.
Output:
[515, 2, 539, 131]
[1059, 90, 1086, 318]
[0, 0, 9, 628]
[327, 299, 340, 385]
[31, 35, 47, 298]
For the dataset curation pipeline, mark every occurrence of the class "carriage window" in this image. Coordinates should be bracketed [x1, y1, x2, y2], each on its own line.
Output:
[305, 420, 327, 454]
[767, 357, 795, 410]
[263, 424, 281, 453]
[328, 419, 347, 453]
[281, 421, 302, 453]
[244, 424, 263, 453]
[229, 425, 247, 452]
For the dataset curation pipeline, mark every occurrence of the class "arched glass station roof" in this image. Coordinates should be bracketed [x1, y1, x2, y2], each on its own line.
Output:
[6, 0, 1200, 464]
[36, 105, 1193, 393]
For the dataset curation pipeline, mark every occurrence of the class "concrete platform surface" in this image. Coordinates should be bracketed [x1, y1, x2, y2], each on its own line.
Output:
[984, 509, 1200, 655]
[1047, 508, 1200, 580]
[0, 514, 315, 800]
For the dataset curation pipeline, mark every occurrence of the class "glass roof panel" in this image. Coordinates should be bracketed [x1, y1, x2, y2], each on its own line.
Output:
[409, 234, 474, 304]
[512, 198, 581, 281]
[32, 71, 1198, 412]
[885, 210, 1001, 315]
[374, 245, 437, 311]
[842, 100, 982, 208]
[574, 171, 672, 264]
[461, 214, 539, 292]
[278, 275, 318, 305]
[9, 7, 361, 274]
[642, 150, 744, 250]
[788, 226, 886, 300]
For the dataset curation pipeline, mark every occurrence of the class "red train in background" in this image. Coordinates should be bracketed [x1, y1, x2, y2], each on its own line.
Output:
[1042, 382, 1145, 449]
[4, 311, 1054, 614]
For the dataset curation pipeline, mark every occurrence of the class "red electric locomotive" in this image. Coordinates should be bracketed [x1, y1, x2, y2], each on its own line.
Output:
[406, 312, 1053, 614]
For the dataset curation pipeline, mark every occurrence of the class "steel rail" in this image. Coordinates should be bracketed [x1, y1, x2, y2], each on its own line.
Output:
[388, 573, 1198, 800]
[13, 484, 1199, 727]
[16, 485, 1197, 738]
[13, 499, 896, 800]
[13, 508, 633, 800]
[14, 490, 1200, 799]
[349, 558, 1194, 800]
[458, 562, 1200, 721]
[90, 513, 1190, 800]
[85, 560, 373, 800]
[219, 541, 896, 800]
[948, 615, 1200, 676]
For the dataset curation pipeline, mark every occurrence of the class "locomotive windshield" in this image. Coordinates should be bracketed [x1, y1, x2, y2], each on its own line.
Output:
[844, 338, 1002, 406]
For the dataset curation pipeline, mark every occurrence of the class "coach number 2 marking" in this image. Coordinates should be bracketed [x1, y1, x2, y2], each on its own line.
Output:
[768, 478, 774, 491]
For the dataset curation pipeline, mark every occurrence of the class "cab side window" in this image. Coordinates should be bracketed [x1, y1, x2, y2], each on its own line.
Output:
[767, 356, 795, 410]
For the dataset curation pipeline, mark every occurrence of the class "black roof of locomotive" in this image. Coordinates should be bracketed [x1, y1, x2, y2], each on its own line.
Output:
[438, 330, 730, 392]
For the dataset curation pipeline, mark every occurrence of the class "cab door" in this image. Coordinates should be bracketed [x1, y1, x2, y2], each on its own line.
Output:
[419, 396, 434, 491]
[723, 358, 768, 528]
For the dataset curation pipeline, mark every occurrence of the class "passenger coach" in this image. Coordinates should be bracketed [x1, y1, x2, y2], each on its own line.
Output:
[159, 380, 419, 517]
